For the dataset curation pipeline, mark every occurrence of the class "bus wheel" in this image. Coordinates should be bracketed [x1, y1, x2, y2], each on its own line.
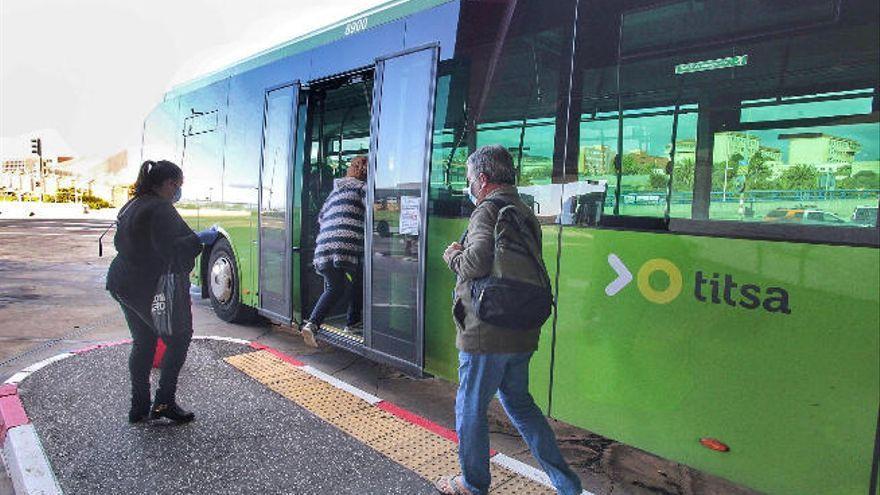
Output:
[208, 238, 253, 323]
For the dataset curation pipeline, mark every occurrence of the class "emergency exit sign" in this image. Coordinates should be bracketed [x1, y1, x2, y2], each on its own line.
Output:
[675, 55, 748, 74]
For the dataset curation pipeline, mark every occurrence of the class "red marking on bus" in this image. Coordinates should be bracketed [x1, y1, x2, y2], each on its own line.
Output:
[700, 438, 730, 452]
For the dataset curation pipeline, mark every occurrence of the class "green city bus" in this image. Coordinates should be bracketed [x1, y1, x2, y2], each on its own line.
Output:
[142, 1, 880, 493]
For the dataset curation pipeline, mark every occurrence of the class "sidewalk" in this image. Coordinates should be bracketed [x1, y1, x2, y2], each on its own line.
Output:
[2, 337, 558, 495]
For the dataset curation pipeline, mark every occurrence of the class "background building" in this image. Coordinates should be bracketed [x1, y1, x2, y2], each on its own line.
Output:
[579, 144, 615, 175]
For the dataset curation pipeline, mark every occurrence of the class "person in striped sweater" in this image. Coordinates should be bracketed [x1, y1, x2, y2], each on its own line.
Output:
[301, 156, 368, 347]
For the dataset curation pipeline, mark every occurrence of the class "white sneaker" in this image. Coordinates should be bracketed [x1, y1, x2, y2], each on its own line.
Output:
[301, 321, 319, 348]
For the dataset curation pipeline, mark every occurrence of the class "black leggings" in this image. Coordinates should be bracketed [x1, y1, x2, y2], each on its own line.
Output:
[112, 287, 193, 405]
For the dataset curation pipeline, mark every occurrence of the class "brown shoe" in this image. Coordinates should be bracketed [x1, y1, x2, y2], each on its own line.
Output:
[301, 321, 319, 348]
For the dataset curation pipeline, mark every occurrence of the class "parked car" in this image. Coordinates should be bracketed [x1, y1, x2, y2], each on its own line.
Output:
[763, 208, 848, 225]
[851, 205, 878, 227]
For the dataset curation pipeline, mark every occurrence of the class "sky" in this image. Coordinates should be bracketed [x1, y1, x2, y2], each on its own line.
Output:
[0, 0, 389, 160]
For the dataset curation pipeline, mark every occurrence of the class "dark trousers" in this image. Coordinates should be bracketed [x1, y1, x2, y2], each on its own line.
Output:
[112, 286, 193, 406]
[308, 265, 362, 326]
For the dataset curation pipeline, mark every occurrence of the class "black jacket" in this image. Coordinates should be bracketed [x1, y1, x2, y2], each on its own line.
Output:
[106, 195, 201, 301]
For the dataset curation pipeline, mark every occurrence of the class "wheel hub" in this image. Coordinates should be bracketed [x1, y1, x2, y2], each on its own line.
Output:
[210, 256, 233, 304]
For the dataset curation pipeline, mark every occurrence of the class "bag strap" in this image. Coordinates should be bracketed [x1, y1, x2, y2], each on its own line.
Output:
[98, 197, 139, 257]
[482, 198, 551, 288]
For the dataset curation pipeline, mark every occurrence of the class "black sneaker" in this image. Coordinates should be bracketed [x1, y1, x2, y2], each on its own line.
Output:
[149, 402, 195, 423]
[128, 403, 151, 423]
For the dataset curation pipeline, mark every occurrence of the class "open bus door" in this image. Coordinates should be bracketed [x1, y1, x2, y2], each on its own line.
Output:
[296, 46, 438, 374]
[364, 46, 439, 374]
[257, 83, 301, 323]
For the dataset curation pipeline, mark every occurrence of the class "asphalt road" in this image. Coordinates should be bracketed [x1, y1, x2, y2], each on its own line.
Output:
[0, 219, 124, 374]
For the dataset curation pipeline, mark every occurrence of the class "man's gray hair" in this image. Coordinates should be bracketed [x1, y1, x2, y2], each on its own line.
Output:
[467, 145, 516, 185]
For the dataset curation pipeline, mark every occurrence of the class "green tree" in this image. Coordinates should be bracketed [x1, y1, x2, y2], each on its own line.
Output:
[745, 152, 774, 191]
[621, 153, 641, 175]
[712, 153, 743, 190]
[648, 171, 668, 190]
[779, 164, 819, 190]
[838, 170, 880, 190]
[519, 163, 552, 186]
[672, 159, 695, 192]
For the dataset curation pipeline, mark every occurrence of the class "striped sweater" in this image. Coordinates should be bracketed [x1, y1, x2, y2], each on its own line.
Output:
[314, 177, 366, 270]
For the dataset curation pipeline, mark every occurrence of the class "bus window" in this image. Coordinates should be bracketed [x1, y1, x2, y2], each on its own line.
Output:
[428, 0, 576, 220]
[567, 0, 879, 244]
[706, 109, 879, 225]
[476, 118, 561, 223]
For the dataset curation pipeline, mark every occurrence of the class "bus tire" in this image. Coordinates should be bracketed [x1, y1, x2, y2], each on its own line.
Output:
[207, 238, 254, 323]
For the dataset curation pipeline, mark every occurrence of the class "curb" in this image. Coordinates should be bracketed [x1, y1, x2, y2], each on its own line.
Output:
[1, 350, 81, 495]
[1, 337, 593, 495]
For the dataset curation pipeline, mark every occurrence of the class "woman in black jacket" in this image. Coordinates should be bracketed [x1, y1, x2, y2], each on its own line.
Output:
[106, 160, 207, 423]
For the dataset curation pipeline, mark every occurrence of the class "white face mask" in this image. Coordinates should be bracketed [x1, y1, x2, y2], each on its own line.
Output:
[171, 187, 182, 203]
[465, 177, 479, 205]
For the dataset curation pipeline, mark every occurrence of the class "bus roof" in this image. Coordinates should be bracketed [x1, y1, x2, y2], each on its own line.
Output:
[165, 0, 452, 100]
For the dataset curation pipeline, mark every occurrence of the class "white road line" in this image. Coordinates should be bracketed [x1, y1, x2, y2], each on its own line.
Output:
[490, 453, 596, 494]
[300, 365, 383, 405]
[4, 372, 32, 385]
[21, 353, 74, 374]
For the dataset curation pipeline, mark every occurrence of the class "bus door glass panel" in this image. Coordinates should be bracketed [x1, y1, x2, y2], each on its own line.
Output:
[259, 84, 299, 321]
[300, 74, 373, 336]
[367, 47, 438, 368]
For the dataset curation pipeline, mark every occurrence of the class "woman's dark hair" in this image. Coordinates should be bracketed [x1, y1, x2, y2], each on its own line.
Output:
[133, 160, 182, 197]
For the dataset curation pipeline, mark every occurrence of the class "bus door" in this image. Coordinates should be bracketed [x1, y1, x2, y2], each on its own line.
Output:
[257, 83, 301, 323]
[365, 46, 439, 373]
[298, 71, 374, 339]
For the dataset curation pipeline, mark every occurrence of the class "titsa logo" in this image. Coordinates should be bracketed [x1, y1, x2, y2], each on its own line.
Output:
[606, 254, 682, 304]
[606, 253, 791, 313]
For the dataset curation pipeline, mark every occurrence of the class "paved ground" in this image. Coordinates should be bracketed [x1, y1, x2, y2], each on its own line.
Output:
[0, 218, 760, 495]
[17, 340, 437, 495]
[0, 219, 122, 372]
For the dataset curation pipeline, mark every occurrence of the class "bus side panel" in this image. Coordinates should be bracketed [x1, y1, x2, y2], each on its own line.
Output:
[403, 1, 460, 61]
[551, 228, 880, 495]
[423, 218, 558, 413]
[307, 18, 403, 81]
[217, 56, 310, 308]
[424, 218, 466, 380]
[142, 98, 182, 168]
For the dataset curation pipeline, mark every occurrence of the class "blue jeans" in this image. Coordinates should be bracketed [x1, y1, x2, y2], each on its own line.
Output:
[456, 351, 582, 495]
[308, 265, 362, 326]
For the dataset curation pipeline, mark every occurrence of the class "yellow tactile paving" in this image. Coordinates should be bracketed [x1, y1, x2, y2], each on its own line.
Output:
[224, 350, 554, 494]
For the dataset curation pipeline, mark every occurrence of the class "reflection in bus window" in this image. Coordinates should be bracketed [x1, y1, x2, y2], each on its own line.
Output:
[476, 118, 561, 223]
[565, 0, 879, 238]
[708, 118, 879, 225]
[427, 0, 576, 222]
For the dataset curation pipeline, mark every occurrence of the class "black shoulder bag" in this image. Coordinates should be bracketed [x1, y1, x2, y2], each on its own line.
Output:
[469, 199, 554, 330]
